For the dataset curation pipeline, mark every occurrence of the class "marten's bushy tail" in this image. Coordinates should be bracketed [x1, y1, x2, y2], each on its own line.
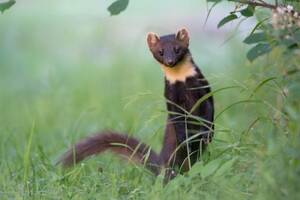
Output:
[58, 131, 161, 175]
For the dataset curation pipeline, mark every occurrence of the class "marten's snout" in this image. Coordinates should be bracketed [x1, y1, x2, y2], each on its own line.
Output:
[166, 59, 175, 66]
[163, 49, 177, 67]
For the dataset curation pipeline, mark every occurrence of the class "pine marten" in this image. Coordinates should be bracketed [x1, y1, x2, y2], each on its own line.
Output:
[58, 28, 214, 183]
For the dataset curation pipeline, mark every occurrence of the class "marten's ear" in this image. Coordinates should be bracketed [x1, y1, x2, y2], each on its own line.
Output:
[147, 32, 160, 48]
[176, 28, 189, 46]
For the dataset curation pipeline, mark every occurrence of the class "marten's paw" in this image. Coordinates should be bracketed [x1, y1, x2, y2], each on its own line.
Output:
[201, 132, 213, 145]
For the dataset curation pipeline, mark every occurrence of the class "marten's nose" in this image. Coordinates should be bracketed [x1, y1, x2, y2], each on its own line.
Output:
[166, 59, 174, 66]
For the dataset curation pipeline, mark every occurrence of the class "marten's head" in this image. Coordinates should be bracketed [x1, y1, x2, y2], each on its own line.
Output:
[147, 28, 190, 67]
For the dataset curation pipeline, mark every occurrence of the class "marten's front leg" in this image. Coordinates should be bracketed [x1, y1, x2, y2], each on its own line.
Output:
[159, 121, 178, 183]
[169, 117, 187, 144]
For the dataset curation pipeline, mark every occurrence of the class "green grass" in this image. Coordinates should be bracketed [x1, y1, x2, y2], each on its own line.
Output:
[1, 1, 300, 200]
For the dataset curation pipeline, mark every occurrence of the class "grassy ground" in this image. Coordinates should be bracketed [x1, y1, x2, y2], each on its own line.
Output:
[1, 1, 299, 200]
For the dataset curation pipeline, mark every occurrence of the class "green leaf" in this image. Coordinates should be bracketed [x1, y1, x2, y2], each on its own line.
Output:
[107, 0, 129, 16]
[0, 0, 15, 13]
[281, 38, 297, 48]
[200, 158, 223, 178]
[243, 32, 267, 44]
[249, 77, 277, 98]
[294, 30, 300, 43]
[217, 14, 238, 28]
[214, 158, 236, 177]
[188, 162, 204, 177]
[249, 17, 269, 36]
[204, 1, 220, 27]
[247, 43, 272, 62]
[240, 5, 255, 17]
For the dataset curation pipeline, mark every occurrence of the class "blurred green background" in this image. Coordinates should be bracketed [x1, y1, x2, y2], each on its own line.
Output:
[0, 0, 299, 199]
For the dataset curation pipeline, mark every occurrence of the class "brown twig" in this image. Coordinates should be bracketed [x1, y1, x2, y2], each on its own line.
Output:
[257, 0, 268, 4]
[235, 0, 277, 9]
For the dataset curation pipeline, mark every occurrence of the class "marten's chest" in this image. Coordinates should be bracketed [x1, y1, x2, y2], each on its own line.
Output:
[165, 77, 205, 111]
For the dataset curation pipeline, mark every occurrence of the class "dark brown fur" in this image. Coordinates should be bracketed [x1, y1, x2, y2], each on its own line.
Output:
[58, 28, 214, 183]
[59, 132, 161, 175]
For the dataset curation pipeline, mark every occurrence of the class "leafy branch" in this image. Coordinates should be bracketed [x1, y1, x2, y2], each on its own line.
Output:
[215, 0, 300, 61]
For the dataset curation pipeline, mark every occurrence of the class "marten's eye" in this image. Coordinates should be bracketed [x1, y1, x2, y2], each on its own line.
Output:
[174, 46, 180, 54]
[159, 49, 164, 56]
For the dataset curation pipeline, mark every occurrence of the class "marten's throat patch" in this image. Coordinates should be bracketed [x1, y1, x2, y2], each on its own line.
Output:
[161, 56, 197, 84]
